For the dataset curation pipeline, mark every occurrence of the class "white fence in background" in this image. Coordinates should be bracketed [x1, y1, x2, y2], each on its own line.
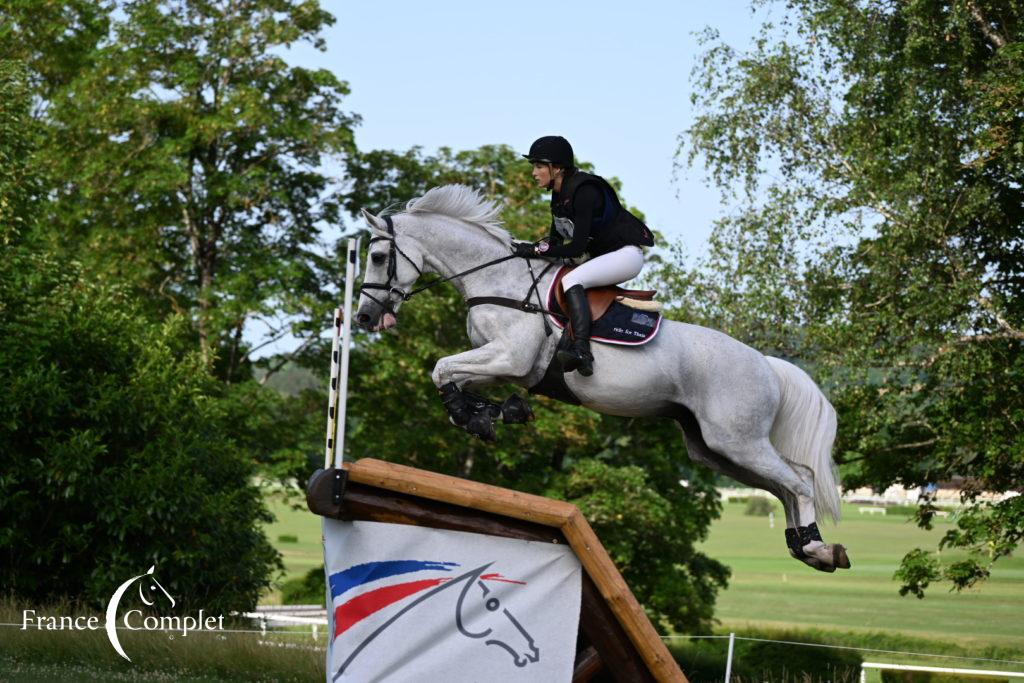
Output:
[860, 661, 1024, 681]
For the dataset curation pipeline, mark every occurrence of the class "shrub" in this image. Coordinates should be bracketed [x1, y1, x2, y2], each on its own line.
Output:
[670, 632, 862, 683]
[744, 496, 777, 516]
[0, 249, 281, 614]
[277, 534, 299, 544]
[280, 567, 326, 606]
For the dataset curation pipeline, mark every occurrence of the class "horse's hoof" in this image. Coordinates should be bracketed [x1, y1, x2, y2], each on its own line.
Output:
[833, 544, 852, 569]
[466, 413, 497, 442]
[789, 550, 835, 573]
[500, 395, 534, 424]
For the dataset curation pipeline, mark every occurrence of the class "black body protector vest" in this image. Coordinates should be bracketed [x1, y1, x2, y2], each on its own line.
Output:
[549, 171, 655, 257]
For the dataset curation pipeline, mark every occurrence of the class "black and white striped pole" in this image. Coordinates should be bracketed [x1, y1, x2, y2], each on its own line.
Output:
[324, 237, 360, 470]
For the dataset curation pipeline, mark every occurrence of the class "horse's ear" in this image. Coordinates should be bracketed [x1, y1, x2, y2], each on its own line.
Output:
[361, 208, 393, 240]
[361, 208, 385, 230]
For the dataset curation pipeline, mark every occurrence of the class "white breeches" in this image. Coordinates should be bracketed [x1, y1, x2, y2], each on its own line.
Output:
[561, 246, 644, 290]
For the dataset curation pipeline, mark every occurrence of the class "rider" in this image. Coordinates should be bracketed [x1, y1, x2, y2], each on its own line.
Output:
[514, 135, 654, 376]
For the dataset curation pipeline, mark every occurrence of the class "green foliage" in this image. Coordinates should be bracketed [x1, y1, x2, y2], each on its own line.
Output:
[0, 2, 111, 99]
[744, 496, 777, 516]
[676, 0, 1023, 595]
[0, 246, 281, 613]
[668, 631, 862, 683]
[0, 60, 38, 245]
[345, 144, 551, 241]
[280, 566, 325, 606]
[9, 0, 357, 379]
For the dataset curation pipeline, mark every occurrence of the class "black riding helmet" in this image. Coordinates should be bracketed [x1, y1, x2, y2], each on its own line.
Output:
[522, 136, 574, 168]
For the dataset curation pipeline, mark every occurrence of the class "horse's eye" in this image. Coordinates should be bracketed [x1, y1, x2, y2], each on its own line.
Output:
[485, 598, 500, 612]
[371, 253, 386, 266]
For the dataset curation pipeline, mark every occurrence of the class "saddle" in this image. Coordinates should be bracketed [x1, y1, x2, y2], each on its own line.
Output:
[552, 267, 660, 322]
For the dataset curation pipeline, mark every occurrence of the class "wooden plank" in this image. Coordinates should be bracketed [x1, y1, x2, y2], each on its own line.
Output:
[338, 482, 565, 545]
[344, 458, 574, 528]
[572, 646, 604, 683]
[578, 568, 657, 683]
[561, 511, 686, 683]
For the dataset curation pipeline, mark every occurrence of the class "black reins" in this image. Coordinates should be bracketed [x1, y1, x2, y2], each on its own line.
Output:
[358, 214, 565, 334]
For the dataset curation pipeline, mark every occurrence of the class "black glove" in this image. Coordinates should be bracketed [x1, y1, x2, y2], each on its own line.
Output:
[512, 241, 537, 258]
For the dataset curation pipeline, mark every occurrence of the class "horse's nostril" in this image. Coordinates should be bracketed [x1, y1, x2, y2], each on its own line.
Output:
[356, 313, 370, 324]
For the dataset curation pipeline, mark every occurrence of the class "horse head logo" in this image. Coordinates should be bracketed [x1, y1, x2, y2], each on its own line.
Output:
[105, 565, 175, 662]
[332, 561, 539, 679]
[455, 565, 539, 668]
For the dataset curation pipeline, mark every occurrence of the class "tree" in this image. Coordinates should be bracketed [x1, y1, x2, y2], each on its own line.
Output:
[678, 0, 1022, 595]
[0, 62, 281, 612]
[0, 1, 112, 100]
[339, 144, 728, 632]
[0, 60, 38, 246]
[10, 0, 357, 380]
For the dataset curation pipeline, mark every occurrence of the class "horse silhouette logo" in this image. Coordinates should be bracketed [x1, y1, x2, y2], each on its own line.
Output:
[105, 565, 175, 662]
[329, 559, 539, 679]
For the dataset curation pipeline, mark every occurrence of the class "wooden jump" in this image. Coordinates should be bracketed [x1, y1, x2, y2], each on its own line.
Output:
[307, 458, 688, 683]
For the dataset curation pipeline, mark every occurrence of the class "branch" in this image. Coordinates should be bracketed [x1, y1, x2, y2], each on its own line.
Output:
[239, 327, 293, 362]
[975, 295, 1024, 339]
[157, 275, 186, 316]
[882, 438, 939, 452]
[257, 335, 318, 385]
[966, 1, 1007, 49]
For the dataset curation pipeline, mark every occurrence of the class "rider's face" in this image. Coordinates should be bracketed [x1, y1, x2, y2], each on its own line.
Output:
[531, 162, 554, 188]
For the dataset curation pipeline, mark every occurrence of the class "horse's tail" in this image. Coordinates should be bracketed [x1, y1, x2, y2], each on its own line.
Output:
[765, 357, 841, 523]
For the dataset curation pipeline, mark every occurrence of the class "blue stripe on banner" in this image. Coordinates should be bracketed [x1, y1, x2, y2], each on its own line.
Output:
[328, 560, 459, 601]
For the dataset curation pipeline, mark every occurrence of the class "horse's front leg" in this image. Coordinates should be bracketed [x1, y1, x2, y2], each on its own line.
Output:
[432, 344, 535, 441]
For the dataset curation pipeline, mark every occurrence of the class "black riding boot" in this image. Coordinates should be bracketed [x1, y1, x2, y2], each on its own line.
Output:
[557, 284, 594, 377]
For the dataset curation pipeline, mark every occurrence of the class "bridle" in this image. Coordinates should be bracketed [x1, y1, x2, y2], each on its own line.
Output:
[358, 214, 563, 333]
[358, 215, 426, 316]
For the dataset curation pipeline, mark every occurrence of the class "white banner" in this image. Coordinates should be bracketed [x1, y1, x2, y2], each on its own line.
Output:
[323, 519, 582, 682]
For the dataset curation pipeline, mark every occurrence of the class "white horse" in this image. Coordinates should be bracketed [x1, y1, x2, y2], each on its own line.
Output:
[354, 185, 850, 572]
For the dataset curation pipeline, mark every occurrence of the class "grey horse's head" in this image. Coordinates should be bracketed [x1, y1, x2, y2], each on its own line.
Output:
[354, 208, 426, 332]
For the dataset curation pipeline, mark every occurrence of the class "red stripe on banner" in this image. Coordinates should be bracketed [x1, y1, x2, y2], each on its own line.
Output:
[334, 578, 448, 637]
[481, 573, 526, 585]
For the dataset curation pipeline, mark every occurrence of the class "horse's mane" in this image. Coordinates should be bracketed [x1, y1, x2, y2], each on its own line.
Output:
[402, 185, 510, 244]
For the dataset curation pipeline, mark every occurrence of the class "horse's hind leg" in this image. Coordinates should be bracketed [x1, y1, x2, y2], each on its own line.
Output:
[676, 418, 834, 572]
[698, 422, 849, 571]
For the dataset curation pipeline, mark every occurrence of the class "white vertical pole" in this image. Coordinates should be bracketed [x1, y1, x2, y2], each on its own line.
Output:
[724, 632, 735, 683]
[333, 237, 359, 469]
[323, 306, 342, 469]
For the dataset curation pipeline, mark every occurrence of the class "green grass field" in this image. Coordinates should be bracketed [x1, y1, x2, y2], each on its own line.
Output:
[263, 494, 326, 589]
[700, 502, 1024, 649]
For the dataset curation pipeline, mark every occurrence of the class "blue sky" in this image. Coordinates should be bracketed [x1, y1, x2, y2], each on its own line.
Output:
[285, 0, 777, 253]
